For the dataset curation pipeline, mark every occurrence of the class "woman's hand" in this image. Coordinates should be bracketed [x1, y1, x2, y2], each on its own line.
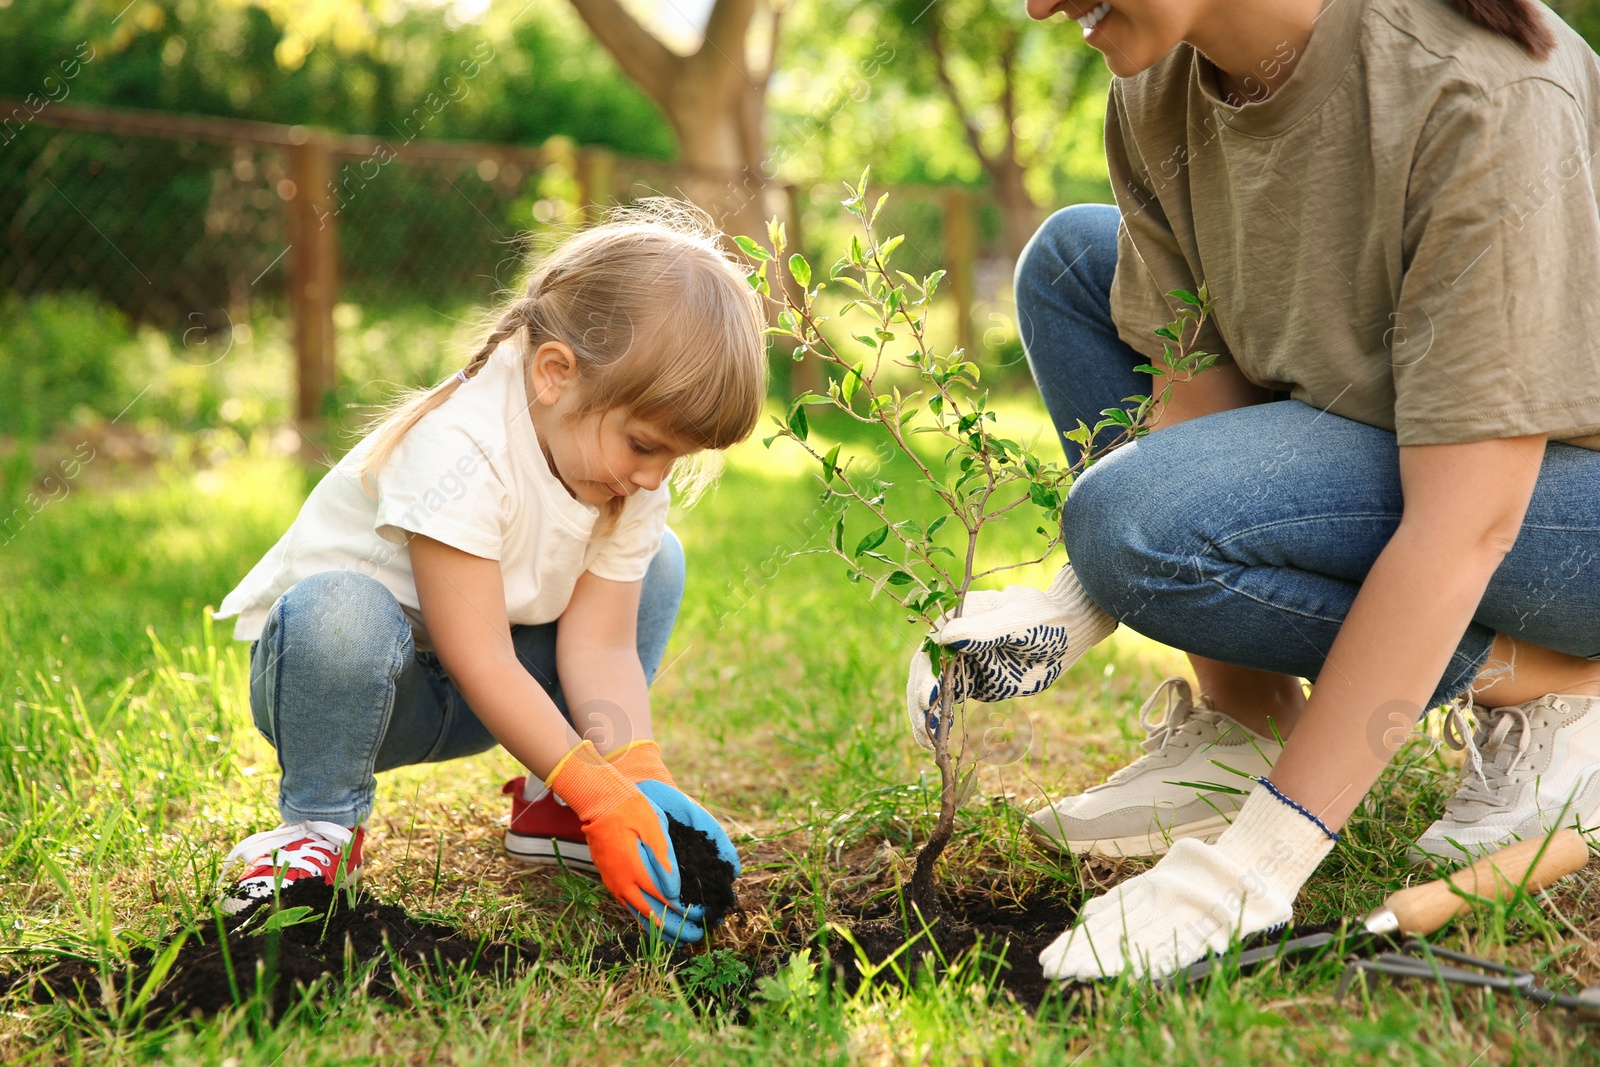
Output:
[1040, 783, 1335, 980]
[904, 564, 1118, 748]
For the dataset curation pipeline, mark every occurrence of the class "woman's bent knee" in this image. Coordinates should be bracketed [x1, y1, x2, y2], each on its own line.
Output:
[1015, 203, 1120, 297]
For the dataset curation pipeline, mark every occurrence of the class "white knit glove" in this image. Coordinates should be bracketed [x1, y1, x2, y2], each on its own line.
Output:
[1038, 782, 1338, 980]
[905, 564, 1118, 749]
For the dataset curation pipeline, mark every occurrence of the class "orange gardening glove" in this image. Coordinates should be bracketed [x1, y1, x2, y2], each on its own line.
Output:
[547, 740, 696, 936]
[605, 739, 676, 786]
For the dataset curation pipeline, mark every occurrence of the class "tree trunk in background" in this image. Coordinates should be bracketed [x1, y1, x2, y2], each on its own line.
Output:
[925, 19, 1040, 263]
[566, 0, 776, 247]
[985, 153, 1038, 264]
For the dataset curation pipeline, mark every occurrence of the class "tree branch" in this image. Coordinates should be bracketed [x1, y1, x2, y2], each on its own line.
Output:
[566, 0, 680, 108]
[925, 17, 998, 177]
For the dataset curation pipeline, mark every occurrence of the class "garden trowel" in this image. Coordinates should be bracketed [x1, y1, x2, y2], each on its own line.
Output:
[1176, 828, 1591, 983]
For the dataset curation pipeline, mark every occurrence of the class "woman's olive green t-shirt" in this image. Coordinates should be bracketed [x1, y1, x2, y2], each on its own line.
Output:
[1107, 0, 1600, 449]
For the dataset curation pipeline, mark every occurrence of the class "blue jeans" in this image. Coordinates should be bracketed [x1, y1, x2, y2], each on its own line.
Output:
[248, 530, 686, 826]
[1016, 204, 1600, 707]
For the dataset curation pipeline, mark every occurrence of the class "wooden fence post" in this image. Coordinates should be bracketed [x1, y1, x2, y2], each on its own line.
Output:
[286, 130, 338, 458]
[576, 147, 615, 226]
[942, 187, 977, 356]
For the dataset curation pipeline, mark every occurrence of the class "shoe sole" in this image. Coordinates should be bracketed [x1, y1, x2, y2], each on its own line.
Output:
[1025, 812, 1234, 858]
[504, 831, 598, 875]
[221, 868, 364, 915]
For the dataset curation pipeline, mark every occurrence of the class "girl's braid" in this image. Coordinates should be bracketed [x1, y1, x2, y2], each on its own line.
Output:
[459, 297, 538, 381]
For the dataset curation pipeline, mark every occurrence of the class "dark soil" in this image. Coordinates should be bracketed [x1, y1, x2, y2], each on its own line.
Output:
[3, 881, 537, 1021]
[823, 889, 1091, 1012]
[667, 814, 738, 929]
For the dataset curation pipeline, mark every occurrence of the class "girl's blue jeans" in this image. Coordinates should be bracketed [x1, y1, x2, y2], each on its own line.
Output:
[1017, 204, 1600, 709]
[248, 530, 685, 827]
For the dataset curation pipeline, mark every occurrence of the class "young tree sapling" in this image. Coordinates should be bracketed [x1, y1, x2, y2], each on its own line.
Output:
[747, 171, 1217, 915]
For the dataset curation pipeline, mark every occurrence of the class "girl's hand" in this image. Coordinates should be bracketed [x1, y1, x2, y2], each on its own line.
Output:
[548, 740, 704, 941]
[636, 780, 742, 882]
[609, 740, 740, 881]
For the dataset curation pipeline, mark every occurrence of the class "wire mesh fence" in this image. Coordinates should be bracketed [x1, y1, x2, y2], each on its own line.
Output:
[0, 100, 1013, 457]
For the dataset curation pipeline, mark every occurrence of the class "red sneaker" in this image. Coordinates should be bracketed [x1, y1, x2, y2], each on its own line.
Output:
[219, 821, 364, 915]
[503, 776, 596, 874]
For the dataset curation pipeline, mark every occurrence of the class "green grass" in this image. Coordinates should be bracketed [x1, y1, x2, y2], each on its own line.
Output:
[1, 392, 1597, 1064]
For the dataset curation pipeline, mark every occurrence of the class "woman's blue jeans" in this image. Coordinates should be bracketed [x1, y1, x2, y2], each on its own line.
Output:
[1016, 204, 1600, 708]
[247, 529, 685, 827]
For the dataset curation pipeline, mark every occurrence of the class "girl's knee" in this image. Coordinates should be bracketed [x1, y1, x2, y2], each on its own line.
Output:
[268, 570, 412, 676]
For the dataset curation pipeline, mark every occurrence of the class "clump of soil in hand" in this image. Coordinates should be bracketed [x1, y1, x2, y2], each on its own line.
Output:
[666, 815, 738, 928]
[4, 881, 537, 1021]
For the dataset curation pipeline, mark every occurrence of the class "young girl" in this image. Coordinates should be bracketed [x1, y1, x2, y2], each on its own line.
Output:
[908, 0, 1600, 979]
[213, 202, 765, 940]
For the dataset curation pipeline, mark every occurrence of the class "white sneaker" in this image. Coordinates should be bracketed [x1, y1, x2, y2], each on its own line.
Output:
[1027, 676, 1282, 857]
[1409, 694, 1600, 864]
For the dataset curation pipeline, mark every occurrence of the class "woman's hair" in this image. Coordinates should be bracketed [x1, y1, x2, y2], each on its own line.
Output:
[357, 199, 767, 516]
[1450, 0, 1556, 59]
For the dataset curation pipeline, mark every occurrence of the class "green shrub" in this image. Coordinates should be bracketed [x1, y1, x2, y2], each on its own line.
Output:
[0, 292, 134, 441]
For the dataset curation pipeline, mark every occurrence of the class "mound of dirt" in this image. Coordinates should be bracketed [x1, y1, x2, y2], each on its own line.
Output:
[824, 891, 1088, 1011]
[667, 815, 738, 929]
[4, 881, 538, 1020]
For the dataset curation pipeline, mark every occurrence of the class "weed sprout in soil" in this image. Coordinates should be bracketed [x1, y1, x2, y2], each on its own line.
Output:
[752, 169, 1218, 917]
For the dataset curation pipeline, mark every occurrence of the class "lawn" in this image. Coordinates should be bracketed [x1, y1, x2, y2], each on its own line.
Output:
[0, 386, 1596, 1064]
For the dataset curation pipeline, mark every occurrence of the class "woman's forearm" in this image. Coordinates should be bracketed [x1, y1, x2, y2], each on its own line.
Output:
[1269, 524, 1509, 830]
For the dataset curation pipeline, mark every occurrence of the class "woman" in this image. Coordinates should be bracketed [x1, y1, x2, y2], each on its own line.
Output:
[906, 0, 1600, 980]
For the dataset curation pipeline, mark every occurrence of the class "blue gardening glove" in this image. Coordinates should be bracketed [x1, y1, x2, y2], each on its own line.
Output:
[905, 565, 1118, 750]
[609, 740, 742, 881]
[636, 780, 743, 881]
[549, 741, 705, 943]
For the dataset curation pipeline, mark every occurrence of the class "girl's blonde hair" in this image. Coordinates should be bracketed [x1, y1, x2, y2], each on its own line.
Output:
[358, 199, 767, 516]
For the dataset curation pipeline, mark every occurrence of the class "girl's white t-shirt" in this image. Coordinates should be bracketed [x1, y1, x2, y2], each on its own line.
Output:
[214, 341, 670, 649]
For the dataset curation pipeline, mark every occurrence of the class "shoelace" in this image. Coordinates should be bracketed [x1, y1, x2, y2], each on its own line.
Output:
[1442, 701, 1545, 809]
[1094, 677, 1221, 789]
[219, 820, 355, 888]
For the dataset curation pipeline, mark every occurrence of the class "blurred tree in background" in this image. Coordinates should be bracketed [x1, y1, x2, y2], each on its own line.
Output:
[0, 0, 673, 154]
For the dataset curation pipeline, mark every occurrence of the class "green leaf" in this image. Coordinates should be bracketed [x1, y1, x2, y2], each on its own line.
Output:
[262, 905, 321, 933]
[854, 525, 889, 557]
[1170, 288, 1202, 307]
[787, 404, 809, 441]
[886, 570, 915, 586]
[880, 234, 905, 262]
[1029, 482, 1061, 509]
[788, 253, 811, 290]
[767, 217, 786, 250]
[926, 514, 951, 538]
[733, 235, 772, 262]
[841, 364, 864, 404]
[1154, 325, 1179, 341]
[1100, 406, 1133, 427]
[849, 234, 865, 267]
[821, 443, 841, 484]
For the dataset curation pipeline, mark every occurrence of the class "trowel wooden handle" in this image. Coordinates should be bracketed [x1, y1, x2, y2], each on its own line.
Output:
[1382, 829, 1589, 936]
